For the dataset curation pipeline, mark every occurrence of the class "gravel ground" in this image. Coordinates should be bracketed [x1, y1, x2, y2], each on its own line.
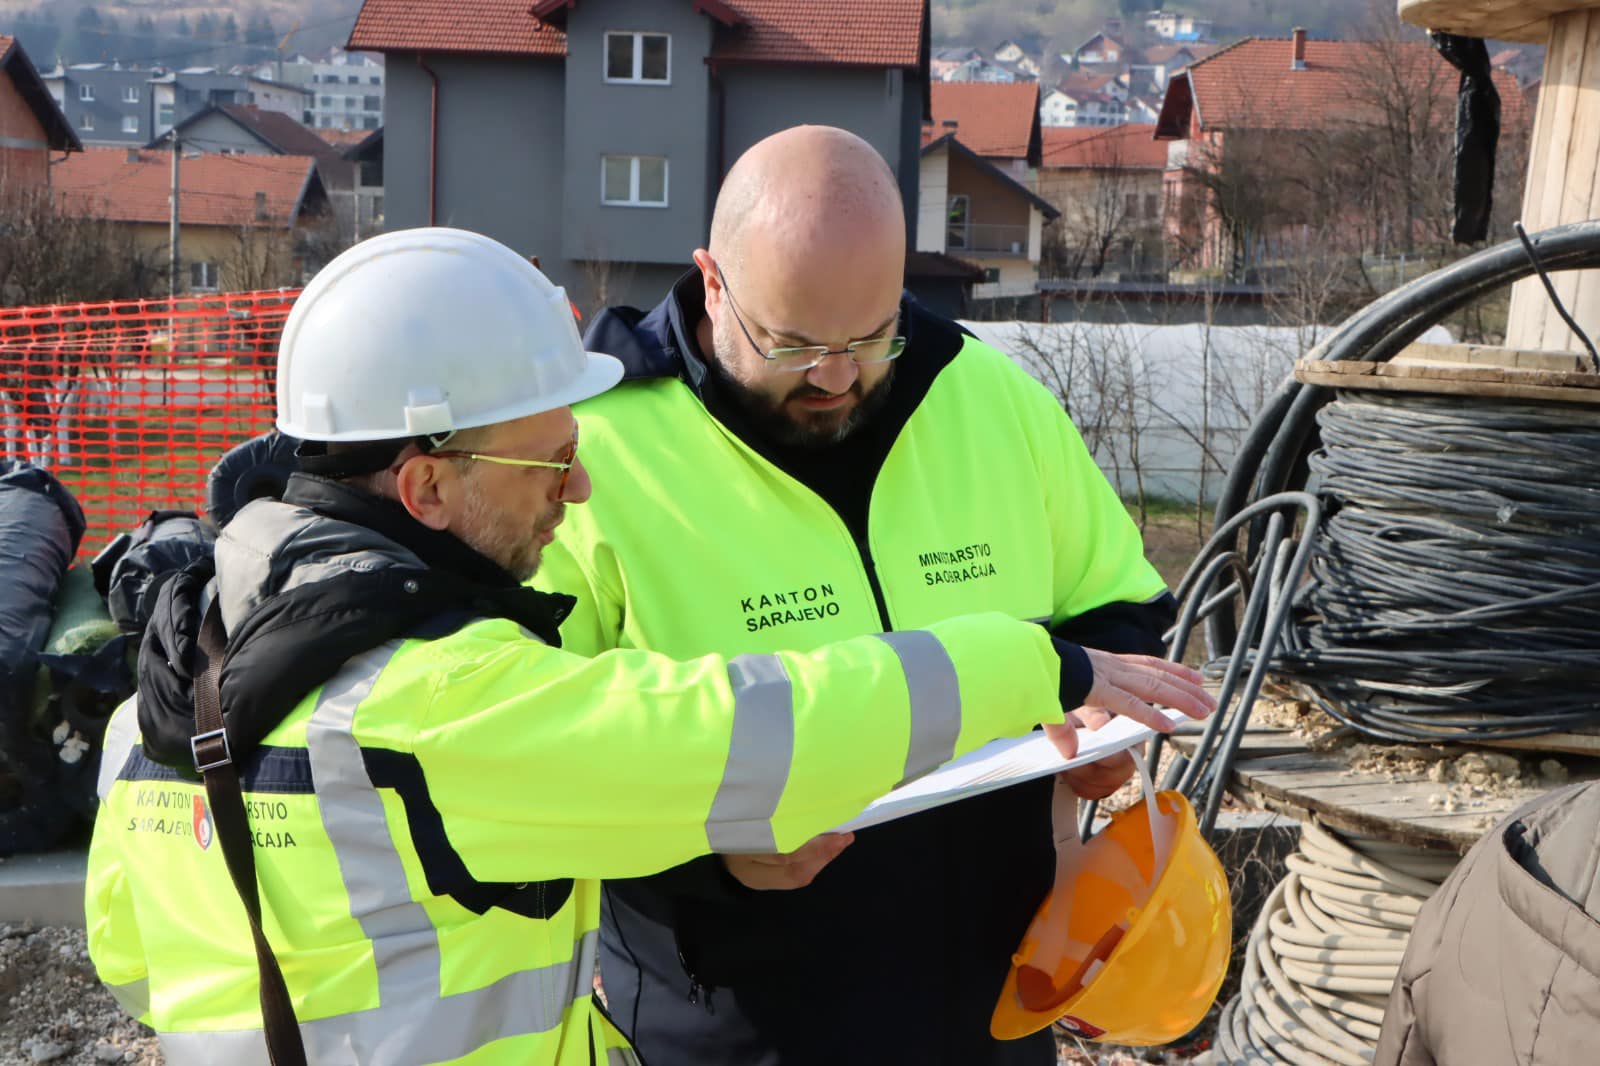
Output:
[5, 920, 1212, 1065]
[0, 925, 158, 1065]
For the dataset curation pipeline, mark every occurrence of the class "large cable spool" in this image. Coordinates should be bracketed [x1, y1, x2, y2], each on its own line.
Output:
[1212, 821, 1457, 1065]
[1273, 354, 1600, 743]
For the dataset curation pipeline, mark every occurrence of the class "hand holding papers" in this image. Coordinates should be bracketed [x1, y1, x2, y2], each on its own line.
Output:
[836, 651, 1214, 833]
[836, 706, 1189, 833]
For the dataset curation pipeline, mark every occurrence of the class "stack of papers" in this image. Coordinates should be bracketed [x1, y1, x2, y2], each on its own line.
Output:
[835, 708, 1189, 833]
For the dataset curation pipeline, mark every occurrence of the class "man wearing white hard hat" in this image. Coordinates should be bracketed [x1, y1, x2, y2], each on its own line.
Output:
[81, 228, 1213, 1066]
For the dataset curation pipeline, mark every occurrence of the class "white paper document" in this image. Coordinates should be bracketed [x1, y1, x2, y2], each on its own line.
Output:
[835, 707, 1189, 833]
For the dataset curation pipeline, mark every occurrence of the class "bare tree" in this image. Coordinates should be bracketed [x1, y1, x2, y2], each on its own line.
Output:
[0, 183, 166, 461]
[0, 184, 164, 306]
[1168, 16, 1483, 281]
[1010, 315, 1166, 529]
[1041, 130, 1166, 280]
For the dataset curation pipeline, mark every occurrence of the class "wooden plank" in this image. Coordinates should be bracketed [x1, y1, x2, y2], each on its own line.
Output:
[1169, 727, 1305, 761]
[1399, 0, 1582, 43]
[1295, 361, 1600, 405]
[1572, 11, 1600, 352]
[1510, 9, 1597, 350]
[1297, 358, 1600, 389]
[1472, 732, 1600, 757]
[1231, 767, 1511, 853]
[1223, 743, 1598, 853]
[1390, 342, 1591, 373]
[1545, 10, 1600, 351]
[1242, 791, 1479, 854]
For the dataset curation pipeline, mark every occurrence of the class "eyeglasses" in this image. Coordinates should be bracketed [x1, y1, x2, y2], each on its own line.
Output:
[718, 267, 907, 374]
[431, 424, 580, 497]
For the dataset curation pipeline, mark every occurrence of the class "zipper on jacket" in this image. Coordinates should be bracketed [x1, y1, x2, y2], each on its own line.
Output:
[855, 535, 892, 631]
[679, 950, 716, 1015]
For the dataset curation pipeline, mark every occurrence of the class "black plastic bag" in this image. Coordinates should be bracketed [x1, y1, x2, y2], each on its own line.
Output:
[0, 462, 87, 854]
[207, 430, 300, 529]
[1431, 32, 1501, 245]
[91, 510, 217, 635]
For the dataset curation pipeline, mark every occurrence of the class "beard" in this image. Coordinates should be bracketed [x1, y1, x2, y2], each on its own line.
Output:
[710, 318, 896, 449]
[455, 471, 564, 583]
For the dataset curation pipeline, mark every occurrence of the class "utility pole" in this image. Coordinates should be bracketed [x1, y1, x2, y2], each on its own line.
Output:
[169, 131, 180, 301]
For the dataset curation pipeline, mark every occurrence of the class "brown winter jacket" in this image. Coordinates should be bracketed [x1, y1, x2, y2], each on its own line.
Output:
[1374, 779, 1600, 1066]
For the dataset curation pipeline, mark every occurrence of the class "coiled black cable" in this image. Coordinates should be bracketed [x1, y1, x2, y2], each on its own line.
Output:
[1208, 219, 1600, 657]
[1272, 391, 1600, 742]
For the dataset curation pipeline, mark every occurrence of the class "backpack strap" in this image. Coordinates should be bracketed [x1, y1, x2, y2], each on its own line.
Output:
[190, 600, 307, 1066]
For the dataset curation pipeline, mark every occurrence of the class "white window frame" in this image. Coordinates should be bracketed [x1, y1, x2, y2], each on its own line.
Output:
[79, 83, 95, 101]
[79, 112, 94, 131]
[603, 31, 671, 85]
[600, 154, 669, 208]
[190, 262, 219, 292]
[121, 115, 139, 134]
[122, 86, 139, 103]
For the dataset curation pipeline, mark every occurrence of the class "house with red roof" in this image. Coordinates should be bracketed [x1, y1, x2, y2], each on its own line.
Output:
[1037, 125, 1167, 278]
[155, 104, 372, 237]
[50, 149, 330, 292]
[917, 82, 1057, 302]
[0, 35, 79, 193]
[346, 0, 932, 312]
[1155, 29, 1531, 272]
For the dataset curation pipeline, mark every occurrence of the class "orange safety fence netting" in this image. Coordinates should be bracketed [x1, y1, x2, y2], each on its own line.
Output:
[0, 289, 298, 558]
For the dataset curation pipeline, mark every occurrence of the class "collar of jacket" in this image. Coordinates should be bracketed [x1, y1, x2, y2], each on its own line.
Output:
[582, 269, 938, 396]
[134, 477, 574, 772]
[581, 269, 707, 387]
[281, 473, 524, 589]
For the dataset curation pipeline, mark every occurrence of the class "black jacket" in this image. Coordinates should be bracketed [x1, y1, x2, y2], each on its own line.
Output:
[134, 475, 570, 771]
[585, 274, 1175, 1066]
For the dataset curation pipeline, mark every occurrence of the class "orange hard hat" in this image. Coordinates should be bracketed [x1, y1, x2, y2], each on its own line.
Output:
[992, 756, 1231, 1046]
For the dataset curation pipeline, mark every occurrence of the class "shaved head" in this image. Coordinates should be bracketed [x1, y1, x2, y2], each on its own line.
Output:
[709, 125, 905, 283]
[695, 127, 908, 448]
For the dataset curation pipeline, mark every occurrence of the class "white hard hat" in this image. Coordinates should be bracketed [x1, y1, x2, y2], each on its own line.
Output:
[276, 227, 624, 442]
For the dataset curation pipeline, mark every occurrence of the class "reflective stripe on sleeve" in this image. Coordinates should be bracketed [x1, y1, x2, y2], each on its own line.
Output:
[97, 701, 142, 802]
[705, 653, 795, 853]
[157, 930, 600, 1066]
[102, 977, 148, 1021]
[874, 631, 963, 786]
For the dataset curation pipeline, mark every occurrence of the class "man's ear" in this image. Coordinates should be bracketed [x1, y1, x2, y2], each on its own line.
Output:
[692, 248, 721, 316]
[394, 455, 455, 531]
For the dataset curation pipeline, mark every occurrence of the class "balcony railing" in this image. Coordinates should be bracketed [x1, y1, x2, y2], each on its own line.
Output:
[947, 222, 1031, 256]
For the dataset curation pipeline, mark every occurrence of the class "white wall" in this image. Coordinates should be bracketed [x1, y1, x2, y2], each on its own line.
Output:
[916, 145, 949, 254]
[968, 258, 1036, 299]
[964, 320, 1454, 502]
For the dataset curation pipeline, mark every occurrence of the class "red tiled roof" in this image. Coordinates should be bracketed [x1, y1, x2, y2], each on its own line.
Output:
[349, 0, 567, 57]
[348, 0, 925, 67]
[712, 0, 924, 67]
[1163, 37, 1531, 134]
[51, 149, 319, 227]
[922, 81, 1039, 159]
[314, 128, 372, 147]
[1041, 124, 1166, 169]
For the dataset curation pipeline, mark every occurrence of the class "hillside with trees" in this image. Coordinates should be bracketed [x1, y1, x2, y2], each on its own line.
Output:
[934, 0, 1361, 50]
[3, 1, 364, 68]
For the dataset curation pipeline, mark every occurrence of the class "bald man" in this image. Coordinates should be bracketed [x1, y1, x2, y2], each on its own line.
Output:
[535, 127, 1180, 1065]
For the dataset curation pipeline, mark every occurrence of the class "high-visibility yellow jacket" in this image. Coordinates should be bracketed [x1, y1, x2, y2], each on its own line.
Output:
[536, 286, 1170, 1065]
[84, 476, 1064, 1066]
[541, 322, 1166, 661]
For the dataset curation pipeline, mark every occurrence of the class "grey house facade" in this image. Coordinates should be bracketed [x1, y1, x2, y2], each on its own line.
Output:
[156, 104, 362, 237]
[348, 0, 931, 313]
[41, 64, 153, 144]
[43, 64, 309, 147]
